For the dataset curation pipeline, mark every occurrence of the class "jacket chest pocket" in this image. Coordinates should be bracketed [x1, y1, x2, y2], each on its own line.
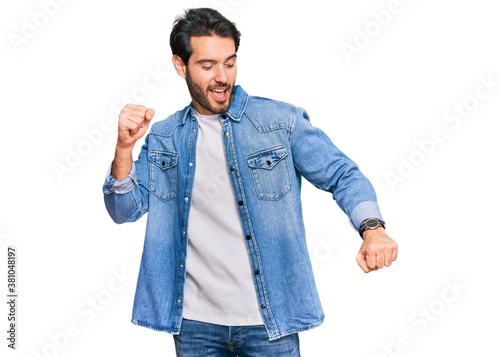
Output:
[148, 151, 178, 201]
[246, 145, 291, 200]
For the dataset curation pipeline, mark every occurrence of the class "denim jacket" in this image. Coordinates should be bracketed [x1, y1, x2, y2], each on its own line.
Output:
[102, 85, 383, 341]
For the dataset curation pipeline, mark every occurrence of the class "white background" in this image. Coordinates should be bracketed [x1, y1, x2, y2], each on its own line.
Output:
[1, 0, 499, 356]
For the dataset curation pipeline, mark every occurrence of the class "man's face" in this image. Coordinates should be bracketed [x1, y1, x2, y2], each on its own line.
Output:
[185, 35, 237, 115]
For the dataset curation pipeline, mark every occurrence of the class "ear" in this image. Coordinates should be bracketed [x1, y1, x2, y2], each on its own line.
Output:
[172, 55, 187, 79]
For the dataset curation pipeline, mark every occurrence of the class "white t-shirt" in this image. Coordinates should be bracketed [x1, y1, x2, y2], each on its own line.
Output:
[182, 109, 264, 326]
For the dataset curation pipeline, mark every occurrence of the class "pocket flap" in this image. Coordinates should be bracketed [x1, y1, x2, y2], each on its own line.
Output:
[246, 146, 287, 169]
[149, 151, 178, 170]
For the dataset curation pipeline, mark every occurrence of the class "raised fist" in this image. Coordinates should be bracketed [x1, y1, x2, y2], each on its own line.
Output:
[117, 104, 155, 149]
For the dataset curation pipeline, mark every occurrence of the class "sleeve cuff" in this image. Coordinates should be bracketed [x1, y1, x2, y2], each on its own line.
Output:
[102, 162, 138, 195]
[348, 201, 384, 231]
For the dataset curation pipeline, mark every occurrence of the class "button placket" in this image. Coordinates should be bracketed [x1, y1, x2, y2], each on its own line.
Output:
[175, 116, 198, 323]
[220, 118, 272, 329]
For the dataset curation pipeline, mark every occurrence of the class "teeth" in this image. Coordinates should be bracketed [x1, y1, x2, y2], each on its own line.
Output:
[213, 89, 225, 92]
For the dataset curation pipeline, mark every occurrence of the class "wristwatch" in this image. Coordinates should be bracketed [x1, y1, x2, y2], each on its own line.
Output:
[359, 218, 385, 238]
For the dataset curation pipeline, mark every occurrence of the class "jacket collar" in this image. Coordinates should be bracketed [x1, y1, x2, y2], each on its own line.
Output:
[181, 84, 248, 124]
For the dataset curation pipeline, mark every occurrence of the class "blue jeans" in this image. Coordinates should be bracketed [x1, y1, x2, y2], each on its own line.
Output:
[173, 318, 301, 356]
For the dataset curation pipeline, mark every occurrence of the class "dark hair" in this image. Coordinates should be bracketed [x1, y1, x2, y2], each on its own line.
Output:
[170, 8, 241, 65]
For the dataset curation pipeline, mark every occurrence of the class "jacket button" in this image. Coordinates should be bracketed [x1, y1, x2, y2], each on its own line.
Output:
[246, 235, 251, 240]
[177, 299, 181, 303]
[162, 161, 165, 166]
[254, 270, 260, 275]
[224, 132, 229, 137]
[266, 160, 271, 166]
[261, 304, 266, 309]
[221, 114, 227, 119]
[238, 201, 243, 206]
[230, 166, 235, 171]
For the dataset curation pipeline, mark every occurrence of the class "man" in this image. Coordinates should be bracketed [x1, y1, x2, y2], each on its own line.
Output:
[103, 7, 397, 357]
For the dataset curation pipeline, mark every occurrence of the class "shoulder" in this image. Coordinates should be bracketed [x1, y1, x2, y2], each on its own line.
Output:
[244, 93, 299, 131]
[246, 94, 296, 116]
[149, 105, 190, 137]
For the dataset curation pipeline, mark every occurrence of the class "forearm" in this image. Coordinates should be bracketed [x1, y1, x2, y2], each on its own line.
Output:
[111, 145, 134, 181]
[103, 155, 147, 224]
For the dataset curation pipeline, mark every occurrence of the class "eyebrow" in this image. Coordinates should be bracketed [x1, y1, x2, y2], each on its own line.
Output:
[195, 54, 237, 64]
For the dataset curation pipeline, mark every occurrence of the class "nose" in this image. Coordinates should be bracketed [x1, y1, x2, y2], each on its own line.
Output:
[214, 64, 228, 84]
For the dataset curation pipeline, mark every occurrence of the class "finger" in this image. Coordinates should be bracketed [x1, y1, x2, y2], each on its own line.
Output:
[376, 250, 385, 269]
[145, 108, 155, 121]
[366, 248, 377, 270]
[128, 108, 148, 119]
[124, 116, 144, 132]
[118, 120, 138, 133]
[122, 104, 147, 118]
[130, 125, 140, 136]
[141, 109, 154, 129]
[125, 117, 144, 135]
[119, 111, 144, 126]
[125, 114, 145, 124]
[392, 244, 398, 262]
[384, 251, 393, 267]
[356, 253, 370, 273]
[124, 103, 147, 111]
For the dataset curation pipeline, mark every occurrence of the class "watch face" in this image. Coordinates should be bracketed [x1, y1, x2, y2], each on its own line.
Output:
[365, 219, 379, 228]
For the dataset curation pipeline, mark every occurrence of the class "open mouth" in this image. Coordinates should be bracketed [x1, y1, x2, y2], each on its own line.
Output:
[209, 87, 229, 102]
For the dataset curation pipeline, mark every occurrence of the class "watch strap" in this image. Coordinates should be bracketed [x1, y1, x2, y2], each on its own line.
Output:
[359, 218, 385, 238]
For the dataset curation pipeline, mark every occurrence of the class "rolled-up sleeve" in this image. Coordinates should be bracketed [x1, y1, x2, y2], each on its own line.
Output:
[102, 161, 138, 195]
[349, 201, 383, 231]
[102, 133, 150, 224]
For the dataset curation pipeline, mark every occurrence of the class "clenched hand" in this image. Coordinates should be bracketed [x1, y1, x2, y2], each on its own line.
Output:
[356, 228, 398, 273]
[117, 104, 155, 149]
